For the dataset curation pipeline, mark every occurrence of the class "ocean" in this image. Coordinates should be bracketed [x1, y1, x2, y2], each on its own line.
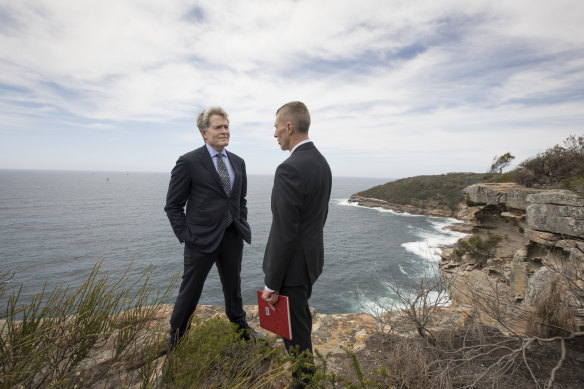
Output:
[0, 170, 466, 314]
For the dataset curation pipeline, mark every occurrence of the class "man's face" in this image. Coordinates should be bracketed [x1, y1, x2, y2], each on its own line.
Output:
[201, 114, 230, 151]
[274, 115, 290, 151]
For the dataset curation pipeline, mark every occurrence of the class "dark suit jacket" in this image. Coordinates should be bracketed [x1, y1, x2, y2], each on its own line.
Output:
[263, 142, 332, 290]
[165, 145, 252, 254]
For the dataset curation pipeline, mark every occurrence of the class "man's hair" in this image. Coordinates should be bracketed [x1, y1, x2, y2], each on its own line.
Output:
[276, 101, 310, 133]
[197, 106, 229, 132]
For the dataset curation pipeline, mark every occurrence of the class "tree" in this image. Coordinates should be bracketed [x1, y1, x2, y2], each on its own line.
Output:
[488, 152, 515, 174]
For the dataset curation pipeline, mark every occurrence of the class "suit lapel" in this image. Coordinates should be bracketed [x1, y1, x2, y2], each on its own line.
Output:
[226, 150, 240, 192]
[199, 145, 225, 192]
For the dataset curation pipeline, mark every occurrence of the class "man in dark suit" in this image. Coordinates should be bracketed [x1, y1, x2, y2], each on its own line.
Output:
[261, 101, 332, 365]
[165, 106, 252, 348]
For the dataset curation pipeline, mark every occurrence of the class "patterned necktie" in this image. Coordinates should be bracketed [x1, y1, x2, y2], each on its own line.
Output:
[216, 153, 233, 226]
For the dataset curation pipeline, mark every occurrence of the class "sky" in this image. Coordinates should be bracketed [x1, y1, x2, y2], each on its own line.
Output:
[0, 0, 583, 179]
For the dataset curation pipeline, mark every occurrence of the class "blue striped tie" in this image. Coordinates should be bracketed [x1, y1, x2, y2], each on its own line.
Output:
[216, 153, 233, 226]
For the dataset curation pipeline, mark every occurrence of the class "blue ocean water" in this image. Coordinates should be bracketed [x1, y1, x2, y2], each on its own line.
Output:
[0, 170, 465, 314]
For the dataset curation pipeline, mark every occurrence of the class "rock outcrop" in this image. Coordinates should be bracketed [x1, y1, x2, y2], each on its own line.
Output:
[440, 183, 584, 331]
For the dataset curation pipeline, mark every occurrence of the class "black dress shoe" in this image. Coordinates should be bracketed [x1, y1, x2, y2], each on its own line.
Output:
[239, 327, 266, 341]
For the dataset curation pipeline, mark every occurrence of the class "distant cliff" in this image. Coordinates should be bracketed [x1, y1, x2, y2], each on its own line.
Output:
[350, 172, 486, 216]
[348, 193, 457, 218]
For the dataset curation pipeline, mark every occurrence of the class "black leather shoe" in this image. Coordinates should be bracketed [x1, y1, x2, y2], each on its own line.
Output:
[239, 327, 266, 341]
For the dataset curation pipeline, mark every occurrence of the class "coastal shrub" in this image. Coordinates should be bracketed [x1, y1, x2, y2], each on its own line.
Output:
[488, 152, 515, 174]
[357, 172, 487, 212]
[527, 278, 579, 338]
[490, 170, 516, 183]
[514, 134, 584, 191]
[562, 176, 584, 193]
[161, 316, 287, 388]
[161, 317, 385, 388]
[453, 233, 502, 267]
[0, 261, 178, 389]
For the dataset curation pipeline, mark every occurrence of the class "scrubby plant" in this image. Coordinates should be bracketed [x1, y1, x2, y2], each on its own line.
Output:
[514, 134, 584, 191]
[162, 316, 390, 388]
[161, 316, 286, 388]
[453, 233, 502, 267]
[488, 152, 515, 174]
[490, 170, 516, 183]
[0, 261, 178, 388]
[527, 278, 579, 338]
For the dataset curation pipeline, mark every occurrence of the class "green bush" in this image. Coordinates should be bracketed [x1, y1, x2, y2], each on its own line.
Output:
[562, 176, 584, 193]
[514, 134, 584, 191]
[162, 316, 294, 388]
[162, 316, 389, 388]
[490, 170, 515, 183]
[453, 233, 502, 267]
[0, 261, 179, 388]
[358, 172, 487, 212]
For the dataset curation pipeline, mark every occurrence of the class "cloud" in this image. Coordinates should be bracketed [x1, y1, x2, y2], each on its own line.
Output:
[0, 0, 583, 177]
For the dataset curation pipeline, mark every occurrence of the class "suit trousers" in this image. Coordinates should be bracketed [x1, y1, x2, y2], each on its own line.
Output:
[280, 283, 313, 355]
[169, 224, 247, 346]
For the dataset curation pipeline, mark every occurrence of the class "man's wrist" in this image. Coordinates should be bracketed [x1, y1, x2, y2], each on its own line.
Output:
[264, 285, 275, 293]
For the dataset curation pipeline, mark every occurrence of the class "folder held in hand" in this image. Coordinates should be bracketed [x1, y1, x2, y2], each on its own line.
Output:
[256, 290, 292, 340]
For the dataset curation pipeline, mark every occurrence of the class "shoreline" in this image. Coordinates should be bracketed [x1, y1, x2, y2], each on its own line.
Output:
[346, 194, 474, 259]
[347, 194, 456, 218]
[347, 194, 474, 233]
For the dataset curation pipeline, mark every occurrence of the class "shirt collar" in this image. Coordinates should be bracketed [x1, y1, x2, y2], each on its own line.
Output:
[206, 143, 226, 158]
[291, 139, 311, 153]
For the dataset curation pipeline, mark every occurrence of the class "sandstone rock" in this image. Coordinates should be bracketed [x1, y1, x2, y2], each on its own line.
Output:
[463, 183, 514, 205]
[526, 190, 584, 238]
[555, 239, 584, 262]
[524, 229, 561, 246]
[504, 187, 546, 210]
[510, 261, 529, 301]
[463, 183, 544, 210]
[523, 267, 555, 307]
[528, 190, 584, 207]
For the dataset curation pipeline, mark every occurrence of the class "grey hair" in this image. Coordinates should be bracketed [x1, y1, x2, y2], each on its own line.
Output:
[276, 101, 310, 133]
[197, 106, 229, 132]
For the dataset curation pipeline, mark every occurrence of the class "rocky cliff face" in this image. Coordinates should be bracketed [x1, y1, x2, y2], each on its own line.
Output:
[440, 183, 584, 331]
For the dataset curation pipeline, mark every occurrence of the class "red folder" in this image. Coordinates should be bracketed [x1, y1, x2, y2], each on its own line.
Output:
[256, 290, 293, 340]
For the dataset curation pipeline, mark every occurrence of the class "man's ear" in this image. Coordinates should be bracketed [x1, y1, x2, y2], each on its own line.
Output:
[286, 121, 294, 135]
[199, 129, 207, 141]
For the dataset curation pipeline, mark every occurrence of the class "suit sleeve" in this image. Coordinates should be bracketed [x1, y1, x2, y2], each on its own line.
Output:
[263, 163, 302, 291]
[164, 156, 191, 243]
[240, 160, 248, 223]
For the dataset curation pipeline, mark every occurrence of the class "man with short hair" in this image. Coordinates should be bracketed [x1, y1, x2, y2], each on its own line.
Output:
[262, 101, 332, 386]
[165, 106, 253, 348]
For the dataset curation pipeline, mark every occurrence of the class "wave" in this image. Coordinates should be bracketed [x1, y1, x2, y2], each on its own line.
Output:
[337, 197, 467, 263]
[401, 217, 468, 262]
[336, 198, 423, 216]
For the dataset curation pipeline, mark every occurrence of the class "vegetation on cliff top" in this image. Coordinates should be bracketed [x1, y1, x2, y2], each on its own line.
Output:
[356, 134, 584, 209]
[356, 172, 487, 211]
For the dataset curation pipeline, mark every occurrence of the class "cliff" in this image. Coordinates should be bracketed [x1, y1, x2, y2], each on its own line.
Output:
[439, 183, 584, 331]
